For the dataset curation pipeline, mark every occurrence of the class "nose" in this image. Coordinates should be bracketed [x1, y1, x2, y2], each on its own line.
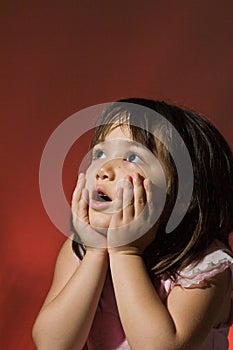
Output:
[96, 159, 122, 181]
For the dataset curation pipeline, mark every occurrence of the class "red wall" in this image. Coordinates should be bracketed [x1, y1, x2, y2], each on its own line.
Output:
[1, 1, 232, 349]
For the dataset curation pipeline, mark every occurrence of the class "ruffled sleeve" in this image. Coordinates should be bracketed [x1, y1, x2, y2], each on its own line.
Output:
[173, 246, 233, 288]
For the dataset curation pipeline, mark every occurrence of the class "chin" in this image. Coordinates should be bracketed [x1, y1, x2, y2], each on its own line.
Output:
[89, 210, 111, 233]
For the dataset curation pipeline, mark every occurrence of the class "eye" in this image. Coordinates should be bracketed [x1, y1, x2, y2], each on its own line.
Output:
[92, 149, 106, 160]
[126, 153, 142, 163]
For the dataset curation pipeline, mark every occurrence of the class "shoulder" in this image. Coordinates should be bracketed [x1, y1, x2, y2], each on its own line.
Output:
[155, 241, 233, 347]
[174, 241, 233, 288]
[167, 269, 232, 338]
[166, 241, 233, 330]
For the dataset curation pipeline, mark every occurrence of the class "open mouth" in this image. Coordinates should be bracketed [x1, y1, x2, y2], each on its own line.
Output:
[90, 187, 114, 212]
[90, 189, 116, 213]
[95, 191, 112, 202]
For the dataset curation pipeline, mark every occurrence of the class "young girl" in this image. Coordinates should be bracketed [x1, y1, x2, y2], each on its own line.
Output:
[33, 98, 233, 350]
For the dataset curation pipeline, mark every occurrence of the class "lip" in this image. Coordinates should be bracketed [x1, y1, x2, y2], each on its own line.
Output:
[90, 198, 114, 211]
[95, 186, 112, 201]
[90, 187, 114, 212]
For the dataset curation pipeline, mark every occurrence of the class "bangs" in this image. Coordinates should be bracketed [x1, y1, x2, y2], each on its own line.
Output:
[91, 110, 156, 153]
[91, 111, 130, 147]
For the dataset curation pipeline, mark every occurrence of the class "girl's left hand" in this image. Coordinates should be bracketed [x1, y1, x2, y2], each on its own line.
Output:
[107, 173, 157, 255]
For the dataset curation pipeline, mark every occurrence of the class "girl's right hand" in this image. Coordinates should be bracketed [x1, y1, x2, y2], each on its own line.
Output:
[71, 173, 107, 250]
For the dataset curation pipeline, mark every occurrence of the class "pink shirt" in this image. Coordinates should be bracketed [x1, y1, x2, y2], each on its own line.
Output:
[79, 240, 233, 349]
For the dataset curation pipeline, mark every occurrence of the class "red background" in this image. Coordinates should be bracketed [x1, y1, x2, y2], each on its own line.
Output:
[1, 1, 232, 349]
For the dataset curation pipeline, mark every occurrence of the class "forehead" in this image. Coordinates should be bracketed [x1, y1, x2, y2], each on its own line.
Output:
[93, 126, 149, 153]
[93, 119, 157, 154]
[104, 125, 132, 141]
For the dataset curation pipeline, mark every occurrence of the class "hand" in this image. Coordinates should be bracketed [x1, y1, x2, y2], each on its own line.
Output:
[71, 173, 107, 250]
[107, 173, 157, 255]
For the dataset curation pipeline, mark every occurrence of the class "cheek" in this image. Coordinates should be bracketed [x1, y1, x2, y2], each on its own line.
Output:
[144, 161, 166, 187]
[123, 163, 146, 178]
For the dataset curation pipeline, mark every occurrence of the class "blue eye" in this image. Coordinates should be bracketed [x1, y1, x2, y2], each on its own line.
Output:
[93, 150, 106, 160]
[127, 153, 142, 163]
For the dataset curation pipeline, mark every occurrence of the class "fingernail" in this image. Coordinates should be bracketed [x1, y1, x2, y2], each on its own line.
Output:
[77, 173, 84, 186]
[133, 173, 139, 183]
[144, 178, 150, 190]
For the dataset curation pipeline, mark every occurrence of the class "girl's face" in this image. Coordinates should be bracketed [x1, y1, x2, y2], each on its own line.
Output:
[85, 126, 166, 233]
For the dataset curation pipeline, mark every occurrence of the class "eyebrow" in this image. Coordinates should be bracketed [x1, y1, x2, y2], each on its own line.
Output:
[94, 140, 145, 148]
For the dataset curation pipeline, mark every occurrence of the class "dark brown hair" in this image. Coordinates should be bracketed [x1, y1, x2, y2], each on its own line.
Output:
[72, 98, 233, 278]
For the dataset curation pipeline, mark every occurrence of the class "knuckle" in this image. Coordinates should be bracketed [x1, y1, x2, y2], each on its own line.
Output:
[138, 197, 145, 205]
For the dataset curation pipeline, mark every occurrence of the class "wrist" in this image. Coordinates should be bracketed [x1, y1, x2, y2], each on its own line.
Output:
[85, 246, 109, 259]
[108, 246, 142, 257]
[109, 249, 144, 270]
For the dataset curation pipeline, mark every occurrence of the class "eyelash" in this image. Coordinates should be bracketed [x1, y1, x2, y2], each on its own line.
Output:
[125, 153, 143, 163]
[92, 150, 106, 160]
[92, 150, 143, 163]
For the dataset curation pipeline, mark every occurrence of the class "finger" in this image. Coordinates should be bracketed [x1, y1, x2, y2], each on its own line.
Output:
[71, 173, 85, 212]
[133, 173, 146, 217]
[110, 187, 123, 228]
[78, 188, 89, 223]
[122, 177, 134, 222]
[144, 178, 154, 218]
